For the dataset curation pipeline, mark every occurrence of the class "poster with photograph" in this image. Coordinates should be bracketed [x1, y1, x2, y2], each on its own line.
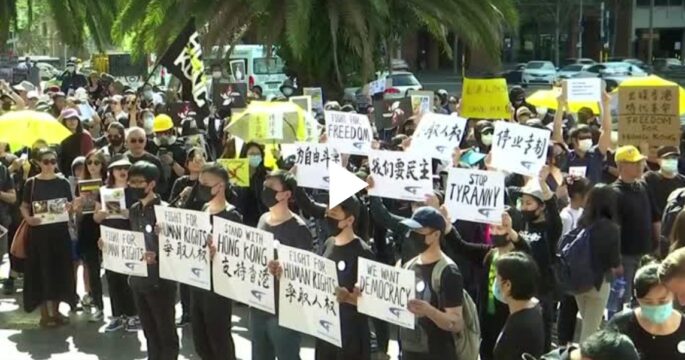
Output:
[213, 82, 248, 109]
[100, 187, 127, 219]
[77, 179, 102, 214]
[33, 198, 69, 225]
[230, 60, 246, 82]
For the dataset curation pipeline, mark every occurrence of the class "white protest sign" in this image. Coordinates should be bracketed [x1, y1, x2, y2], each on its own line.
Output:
[445, 168, 505, 225]
[303, 87, 324, 112]
[491, 121, 550, 176]
[357, 258, 415, 329]
[325, 111, 373, 155]
[101, 226, 148, 277]
[368, 150, 433, 202]
[212, 216, 275, 313]
[369, 79, 386, 95]
[565, 78, 602, 102]
[279, 243, 342, 347]
[411, 113, 467, 160]
[569, 166, 587, 178]
[155, 206, 212, 290]
[284, 143, 341, 190]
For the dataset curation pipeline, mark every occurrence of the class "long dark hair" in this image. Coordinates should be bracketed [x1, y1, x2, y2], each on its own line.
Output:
[578, 184, 617, 227]
[670, 211, 685, 253]
[84, 150, 108, 180]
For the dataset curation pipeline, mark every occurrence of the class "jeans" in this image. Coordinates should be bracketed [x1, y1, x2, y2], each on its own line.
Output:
[250, 309, 301, 360]
[621, 255, 642, 306]
[575, 281, 611, 342]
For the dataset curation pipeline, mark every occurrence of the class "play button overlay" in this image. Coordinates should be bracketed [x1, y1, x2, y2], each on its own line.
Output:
[328, 162, 368, 209]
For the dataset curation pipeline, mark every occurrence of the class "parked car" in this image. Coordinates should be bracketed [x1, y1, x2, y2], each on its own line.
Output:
[35, 62, 60, 80]
[522, 61, 557, 85]
[574, 62, 647, 90]
[653, 57, 683, 71]
[498, 63, 526, 84]
[557, 64, 591, 79]
[607, 57, 649, 71]
[342, 70, 423, 103]
[561, 58, 597, 66]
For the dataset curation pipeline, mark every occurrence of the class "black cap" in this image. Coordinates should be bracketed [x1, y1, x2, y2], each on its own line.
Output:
[657, 145, 680, 158]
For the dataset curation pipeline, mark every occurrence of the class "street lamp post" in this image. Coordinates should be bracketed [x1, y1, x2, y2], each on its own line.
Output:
[578, 0, 584, 58]
[648, 0, 655, 64]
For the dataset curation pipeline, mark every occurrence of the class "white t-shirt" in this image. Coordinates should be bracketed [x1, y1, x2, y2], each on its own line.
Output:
[560, 206, 583, 236]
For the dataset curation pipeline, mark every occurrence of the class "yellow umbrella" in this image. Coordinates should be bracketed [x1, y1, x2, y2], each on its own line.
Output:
[526, 87, 601, 114]
[225, 101, 310, 144]
[0, 110, 71, 148]
[611, 75, 685, 115]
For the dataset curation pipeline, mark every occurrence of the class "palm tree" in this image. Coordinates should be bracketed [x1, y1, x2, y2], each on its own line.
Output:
[0, 0, 18, 51]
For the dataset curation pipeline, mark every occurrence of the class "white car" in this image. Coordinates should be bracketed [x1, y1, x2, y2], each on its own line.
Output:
[522, 61, 557, 85]
[35, 62, 60, 80]
[557, 64, 591, 79]
[382, 71, 423, 99]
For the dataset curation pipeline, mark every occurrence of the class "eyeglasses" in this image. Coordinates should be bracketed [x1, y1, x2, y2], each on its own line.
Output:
[128, 138, 145, 144]
[41, 158, 57, 165]
[87, 160, 101, 166]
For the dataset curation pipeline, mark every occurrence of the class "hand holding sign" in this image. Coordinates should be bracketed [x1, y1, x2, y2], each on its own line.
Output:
[407, 299, 433, 317]
[268, 259, 283, 278]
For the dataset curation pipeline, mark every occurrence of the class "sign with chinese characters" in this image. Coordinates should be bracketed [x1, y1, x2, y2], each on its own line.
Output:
[155, 206, 212, 290]
[618, 85, 680, 155]
[216, 159, 250, 187]
[357, 258, 415, 329]
[278, 243, 342, 347]
[282, 143, 341, 190]
[411, 113, 467, 160]
[325, 111, 373, 155]
[101, 226, 148, 277]
[491, 121, 550, 176]
[249, 111, 284, 141]
[367, 150, 433, 202]
[212, 216, 275, 313]
[303, 87, 324, 112]
[445, 168, 505, 225]
[460, 78, 510, 119]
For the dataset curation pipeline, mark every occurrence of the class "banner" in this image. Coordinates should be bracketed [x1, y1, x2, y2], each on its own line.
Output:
[367, 150, 433, 202]
[155, 206, 212, 290]
[325, 111, 373, 155]
[279, 244, 342, 347]
[213, 82, 247, 109]
[491, 121, 550, 176]
[445, 168, 505, 225]
[303, 87, 324, 112]
[158, 19, 210, 120]
[411, 113, 467, 160]
[357, 258, 415, 329]
[217, 158, 250, 187]
[212, 216, 275, 313]
[282, 143, 341, 190]
[460, 78, 510, 119]
[101, 226, 148, 277]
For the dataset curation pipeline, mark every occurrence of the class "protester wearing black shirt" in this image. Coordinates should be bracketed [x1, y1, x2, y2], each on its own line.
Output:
[643, 145, 685, 219]
[152, 114, 187, 199]
[492, 252, 545, 360]
[540, 329, 640, 360]
[233, 142, 270, 227]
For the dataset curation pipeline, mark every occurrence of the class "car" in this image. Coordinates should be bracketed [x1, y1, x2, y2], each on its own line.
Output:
[561, 58, 597, 66]
[498, 63, 526, 84]
[521, 61, 557, 85]
[653, 57, 683, 70]
[573, 62, 647, 90]
[607, 57, 649, 71]
[557, 64, 591, 79]
[342, 70, 423, 104]
[34, 62, 60, 80]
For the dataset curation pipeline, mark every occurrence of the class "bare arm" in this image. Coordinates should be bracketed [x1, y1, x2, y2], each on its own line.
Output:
[597, 91, 612, 156]
[427, 306, 463, 333]
[0, 189, 16, 204]
[552, 93, 566, 144]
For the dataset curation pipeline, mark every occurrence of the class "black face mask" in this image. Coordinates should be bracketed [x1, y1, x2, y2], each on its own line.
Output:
[492, 234, 510, 247]
[325, 216, 345, 237]
[195, 184, 215, 203]
[520, 209, 539, 222]
[261, 186, 279, 208]
[404, 128, 415, 136]
[554, 152, 568, 170]
[126, 187, 147, 205]
[409, 232, 429, 253]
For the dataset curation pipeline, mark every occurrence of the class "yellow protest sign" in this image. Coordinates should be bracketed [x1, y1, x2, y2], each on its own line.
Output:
[460, 78, 510, 119]
[217, 158, 250, 187]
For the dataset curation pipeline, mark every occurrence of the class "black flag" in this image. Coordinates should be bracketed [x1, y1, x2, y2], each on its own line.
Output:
[158, 20, 209, 121]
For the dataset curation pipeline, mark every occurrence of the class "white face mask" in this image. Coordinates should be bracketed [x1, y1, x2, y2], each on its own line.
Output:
[661, 158, 679, 174]
[578, 139, 593, 152]
[481, 134, 493, 146]
[212, 71, 222, 79]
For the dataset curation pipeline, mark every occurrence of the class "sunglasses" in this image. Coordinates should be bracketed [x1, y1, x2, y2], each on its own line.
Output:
[41, 158, 57, 165]
[87, 160, 101, 166]
[129, 138, 145, 144]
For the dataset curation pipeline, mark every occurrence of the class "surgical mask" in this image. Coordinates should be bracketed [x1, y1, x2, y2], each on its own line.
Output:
[492, 234, 510, 247]
[158, 135, 176, 146]
[481, 134, 493, 146]
[126, 187, 147, 204]
[325, 217, 345, 237]
[66, 66, 75, 73]
[578, 139, 593, 152]
[248, 155, 262, 168]
[409, 232, 429, 254]
[661, 159, 679, 174]
[260, 186, 279, 208]
[641, 302, 673, 324]
[195, 184, 215, 203]
[282, 87, 294, 97]
[143, 90, 153, 100]
[212, 71, 222, 79]
[493, 279, 507, 303]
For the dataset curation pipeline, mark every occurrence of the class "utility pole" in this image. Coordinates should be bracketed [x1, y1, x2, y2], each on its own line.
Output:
[555, 0, 561, 66]
[648, 0, 655, 64]
[600, 2, 605, 62]
[578, 0, 584, 58]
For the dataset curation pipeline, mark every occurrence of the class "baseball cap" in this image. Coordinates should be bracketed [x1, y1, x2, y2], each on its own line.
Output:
[13, 80, 35, 93]
[520, 183, 545, 203]
[657, 145, 680, 159]
[60, 108, 80, 119]
[615, 145, 646, 163]
[401, 206, 446, 233]
[108, 155, 132, 169]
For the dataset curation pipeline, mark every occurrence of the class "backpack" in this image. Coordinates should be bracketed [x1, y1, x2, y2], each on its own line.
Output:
[555, 226, 596, 295]
[400, 252, 481, 360]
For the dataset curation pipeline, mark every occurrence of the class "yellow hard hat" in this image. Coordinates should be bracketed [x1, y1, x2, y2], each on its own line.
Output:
[153, 114, 174, 132]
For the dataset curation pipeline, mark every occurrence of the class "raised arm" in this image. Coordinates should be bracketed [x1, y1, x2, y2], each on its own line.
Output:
[597, 91, 612, 156]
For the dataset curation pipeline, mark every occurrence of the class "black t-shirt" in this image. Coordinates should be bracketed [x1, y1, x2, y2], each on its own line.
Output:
[612, 180, 658, 255]
[493, 304, 545, 360]
[609, 310, 685, 360]
[0, 163, 15, 225]
[406, 260, 464, 359]
[643, 171, 685, 218]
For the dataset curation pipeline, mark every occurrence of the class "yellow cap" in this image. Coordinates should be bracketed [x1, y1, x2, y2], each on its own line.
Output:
[615, 145, 646, 163]
[153, 114, 174, 132]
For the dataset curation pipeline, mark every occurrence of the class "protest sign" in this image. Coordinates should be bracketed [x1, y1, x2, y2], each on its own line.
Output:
[213, 82, 247, 109]
[565, 78, 602, 102]
[460, 78, 510, 119]
[229, 60, 246, 82]
[155, 206, 212, 290]
[33, 198, 69, 225]
[325, 111, 373, 155]
[491, 121, 550, 176]
[618, 85, 680, 156]
[289, 95, 312, 114]
[279, 243, 342, 347]
[249, 111, 284, 141]
[568, 166, 587, 178]
[77, 179, 102, 214]
[101, 226, 147, 277]
[367, 150, 433, 202]
[357, 258, 415, 329]
[303, 87, 324, 112]
[411, 113, 467, 160]
[445, 168, 505, 225]
[411, 95, 431, 116]
[216, 158, 250, 187]
[369, 78, 387, 95]
[100, 187, 127, 219]
[282, 143, 341, 190]
[212, 216, 275, 313]
[167, 101, 197, 126]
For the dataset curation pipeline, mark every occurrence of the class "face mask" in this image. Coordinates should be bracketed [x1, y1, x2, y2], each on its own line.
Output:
[212, 71, 222, 79]
[520, 209, 539, 222]
[143, 90, 153, 100]
[578, 139, 593, 152]
[261, 186, 280, 208]
[248, 155, 262, 168]
[126, 187, 147, 204]
[325, 217, 345, 237]
[282, 87, 294, 97]
[109, 136, 123, 146]
[641, 302, 673, 324]
[481, 134, 493, 146]
[404, 128, 415, 136]
[66, 66, 75, 73]
[158, 135, 176, 146]
[492, 279, 507, 303]
[661, 159, 679, 174]
[409, 232, 430, 254]
[195, 184, 215, 203]
[492, 234, 510, 247]
[554, 152, 568, 170]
